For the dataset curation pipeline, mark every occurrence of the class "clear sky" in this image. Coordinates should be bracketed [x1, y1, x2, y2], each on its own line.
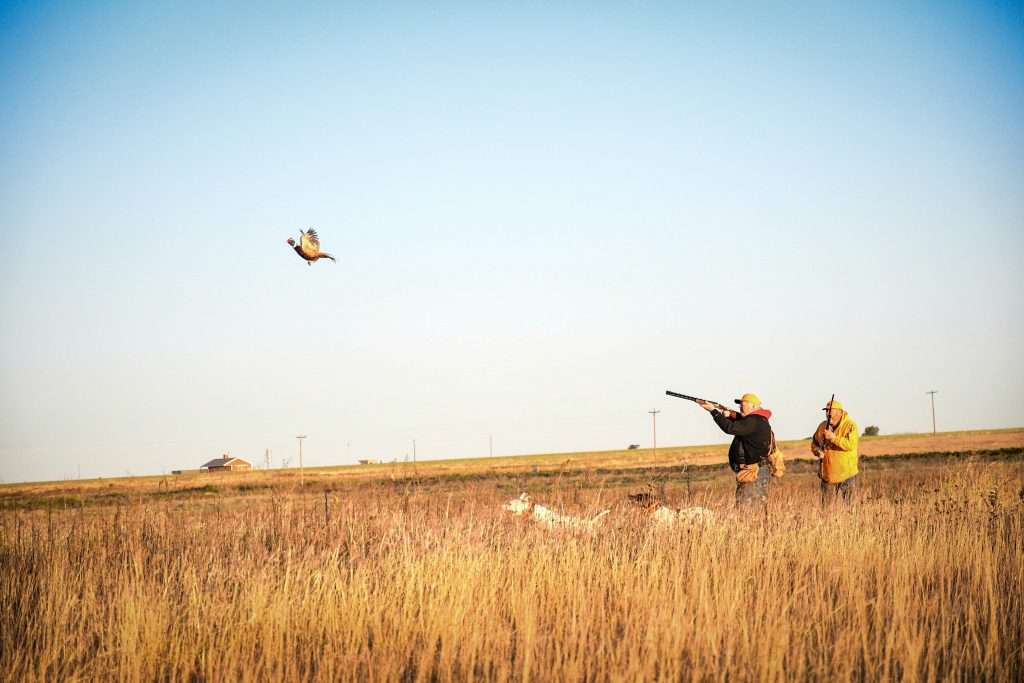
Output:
[1, 1, 1022, 483]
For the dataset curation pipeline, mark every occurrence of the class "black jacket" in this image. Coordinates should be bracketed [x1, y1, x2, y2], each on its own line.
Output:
[711, 409, 773, 472]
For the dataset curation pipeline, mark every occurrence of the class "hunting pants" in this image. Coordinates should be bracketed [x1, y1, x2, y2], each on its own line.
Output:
[735, 460, 771, 508]
[820, 475, 858, 505]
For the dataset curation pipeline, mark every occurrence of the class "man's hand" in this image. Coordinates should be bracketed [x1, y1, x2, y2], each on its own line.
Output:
[696, 400, 716, 412]
[823, 429, 836, 442]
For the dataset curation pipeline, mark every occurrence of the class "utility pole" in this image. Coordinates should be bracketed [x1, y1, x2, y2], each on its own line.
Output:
[649, 409, 661, 458]
[264, 448, 270, 470]
[296, 435, 307, 487]
[926, 390, 938, 434]
[413, 439, 416, 463]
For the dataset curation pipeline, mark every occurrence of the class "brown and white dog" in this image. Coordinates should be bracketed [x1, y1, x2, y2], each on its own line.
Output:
[650, 504, 715, 525]
[626, 489, 716, 526]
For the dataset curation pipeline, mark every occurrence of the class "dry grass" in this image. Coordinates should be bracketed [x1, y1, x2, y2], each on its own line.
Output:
[2, 451, 1022, 682]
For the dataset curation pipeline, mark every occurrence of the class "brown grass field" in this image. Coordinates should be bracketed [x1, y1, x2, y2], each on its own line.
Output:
[2, 429, 1023, 681]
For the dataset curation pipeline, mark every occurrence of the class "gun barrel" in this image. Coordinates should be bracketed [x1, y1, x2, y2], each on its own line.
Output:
[665, 391, 700, 401]
[666, 390, 729, 412]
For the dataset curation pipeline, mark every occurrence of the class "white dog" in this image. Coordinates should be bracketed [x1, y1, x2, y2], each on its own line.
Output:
[503, 493, 611, 531]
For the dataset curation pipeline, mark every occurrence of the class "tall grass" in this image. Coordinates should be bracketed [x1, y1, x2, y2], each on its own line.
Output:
[2, 459, 1022, 682]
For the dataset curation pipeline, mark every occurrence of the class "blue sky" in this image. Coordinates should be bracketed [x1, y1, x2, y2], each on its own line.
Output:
[1, 1, 1022, 482]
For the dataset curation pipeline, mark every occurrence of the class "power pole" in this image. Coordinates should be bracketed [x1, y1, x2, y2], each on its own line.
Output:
[925, 390, 938, 434]
[296, 435, 307, 486]
[649, 409, 661, 458]
[264, 448, 270, 470]
[413, 439, 416, 463]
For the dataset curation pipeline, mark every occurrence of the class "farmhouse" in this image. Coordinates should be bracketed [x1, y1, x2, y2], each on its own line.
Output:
[200, 455, 252, 473]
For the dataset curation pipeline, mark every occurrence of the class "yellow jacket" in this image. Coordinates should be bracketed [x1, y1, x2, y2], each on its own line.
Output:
[813, 412, 859, 484]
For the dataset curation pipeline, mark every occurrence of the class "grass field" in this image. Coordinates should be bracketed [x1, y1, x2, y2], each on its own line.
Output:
[2, 429, 1022, 681]
[4, 428, 1022, 506]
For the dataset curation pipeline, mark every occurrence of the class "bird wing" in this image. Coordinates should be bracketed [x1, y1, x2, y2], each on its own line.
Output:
[300, 229, 321, 257]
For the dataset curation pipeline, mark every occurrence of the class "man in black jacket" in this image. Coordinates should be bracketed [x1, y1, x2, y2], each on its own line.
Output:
[697, 392, 774, 507]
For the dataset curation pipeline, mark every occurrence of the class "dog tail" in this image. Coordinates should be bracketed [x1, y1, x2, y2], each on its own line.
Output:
[590, 509, 611, 524]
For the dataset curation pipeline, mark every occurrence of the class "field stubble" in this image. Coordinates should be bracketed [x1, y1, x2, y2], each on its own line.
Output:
[1, 456, 1023, 682]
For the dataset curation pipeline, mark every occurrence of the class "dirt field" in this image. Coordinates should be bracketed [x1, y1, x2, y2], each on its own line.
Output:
[2, 428, 1020, 505]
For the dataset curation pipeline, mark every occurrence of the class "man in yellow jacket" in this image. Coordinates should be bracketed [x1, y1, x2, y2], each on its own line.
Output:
[812, 398, 859, 503]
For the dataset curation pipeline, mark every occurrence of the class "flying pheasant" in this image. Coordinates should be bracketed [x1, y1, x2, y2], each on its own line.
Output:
[287, 228, 336, 266]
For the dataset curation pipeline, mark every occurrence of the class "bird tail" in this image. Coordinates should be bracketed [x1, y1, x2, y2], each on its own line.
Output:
[320, 252, 337, 262]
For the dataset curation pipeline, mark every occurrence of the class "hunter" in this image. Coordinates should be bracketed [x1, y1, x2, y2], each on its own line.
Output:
[812, 398, 860, 503]
[697, 392, 775, 507]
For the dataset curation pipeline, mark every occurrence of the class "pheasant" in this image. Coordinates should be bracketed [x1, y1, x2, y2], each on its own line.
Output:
[287, 228, 336, 265]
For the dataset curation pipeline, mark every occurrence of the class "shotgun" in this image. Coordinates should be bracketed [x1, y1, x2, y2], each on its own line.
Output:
[665, 391, 732, 414]
[815, 393, 836, 458]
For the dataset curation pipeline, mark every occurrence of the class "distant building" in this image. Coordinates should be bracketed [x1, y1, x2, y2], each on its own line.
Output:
[356, 459, 381, 465]
[200, 455, 253, 472]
